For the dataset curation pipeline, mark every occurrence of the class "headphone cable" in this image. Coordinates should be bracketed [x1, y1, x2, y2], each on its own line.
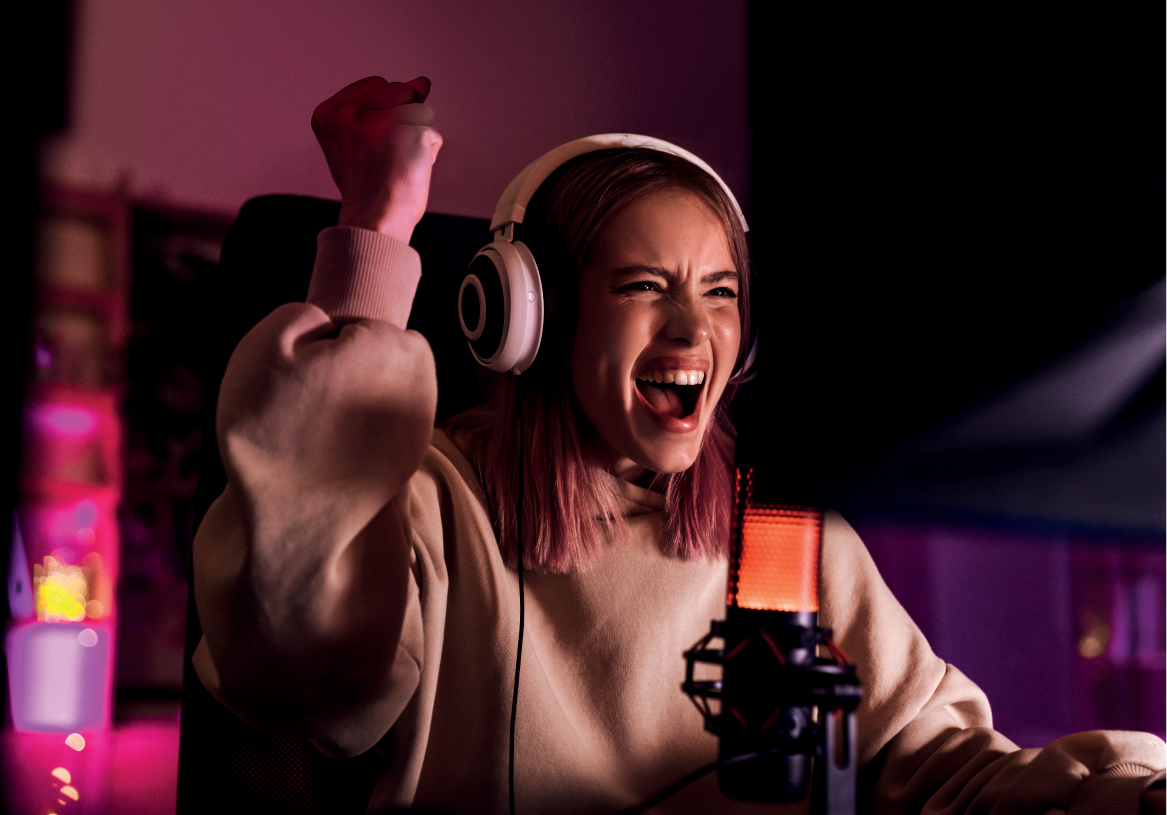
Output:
[616, 748, 789, 815]
[509, 382, 526, 815]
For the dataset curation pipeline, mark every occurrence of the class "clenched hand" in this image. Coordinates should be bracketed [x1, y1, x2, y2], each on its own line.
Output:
[312, 76, 443, 242]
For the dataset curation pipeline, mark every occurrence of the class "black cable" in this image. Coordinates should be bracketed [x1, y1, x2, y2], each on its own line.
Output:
[616, 748, 788, 815]
[509, 383, 526, 815]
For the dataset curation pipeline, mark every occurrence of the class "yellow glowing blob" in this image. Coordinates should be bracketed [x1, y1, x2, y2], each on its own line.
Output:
[61, 786, 79, 801]
[65, 733, 85, 751]
[33, 557, 90, 622]
[51, 767, 71, 784]
[85, 599, 104, 618]
[36, 579, 86, 621]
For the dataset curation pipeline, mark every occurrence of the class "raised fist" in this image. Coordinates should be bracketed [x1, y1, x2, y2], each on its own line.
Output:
[311, 76, 443, 242]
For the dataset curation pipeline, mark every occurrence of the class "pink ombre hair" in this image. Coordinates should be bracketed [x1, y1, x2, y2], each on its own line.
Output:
[445, 148, 749, 572]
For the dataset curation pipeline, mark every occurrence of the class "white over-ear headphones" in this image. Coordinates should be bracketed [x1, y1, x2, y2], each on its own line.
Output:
[458, 133, 748, 374]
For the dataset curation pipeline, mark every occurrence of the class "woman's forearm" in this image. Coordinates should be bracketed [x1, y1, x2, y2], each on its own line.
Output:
[192, 229, 438, 754]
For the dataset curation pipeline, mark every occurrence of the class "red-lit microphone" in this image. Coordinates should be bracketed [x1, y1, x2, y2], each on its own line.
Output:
[683, 469, 861, 814]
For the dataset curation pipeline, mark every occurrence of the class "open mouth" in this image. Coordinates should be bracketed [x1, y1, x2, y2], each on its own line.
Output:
[634, 370, 705, 420]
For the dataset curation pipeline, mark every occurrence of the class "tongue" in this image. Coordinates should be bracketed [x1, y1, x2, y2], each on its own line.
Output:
[638, 382, 684, 418]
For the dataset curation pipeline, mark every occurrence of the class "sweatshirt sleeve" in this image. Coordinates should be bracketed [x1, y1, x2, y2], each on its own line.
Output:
[191, 227, 436, 757]
[820, 513, 1167, 815]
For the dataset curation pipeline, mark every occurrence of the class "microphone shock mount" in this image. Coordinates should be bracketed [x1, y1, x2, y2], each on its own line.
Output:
[682, 607, 861, 814]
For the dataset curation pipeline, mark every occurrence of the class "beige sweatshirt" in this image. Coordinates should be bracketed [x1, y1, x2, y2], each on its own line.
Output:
[192, 226, 1165, 814]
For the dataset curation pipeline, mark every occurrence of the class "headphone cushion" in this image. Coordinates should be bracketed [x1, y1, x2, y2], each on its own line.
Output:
[463, 254, 506, 359]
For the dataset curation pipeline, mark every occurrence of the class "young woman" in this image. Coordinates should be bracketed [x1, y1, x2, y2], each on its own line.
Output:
[191, 76, 1165, 813]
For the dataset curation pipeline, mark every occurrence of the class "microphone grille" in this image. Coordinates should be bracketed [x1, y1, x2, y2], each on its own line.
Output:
[728, 470, 822, 612]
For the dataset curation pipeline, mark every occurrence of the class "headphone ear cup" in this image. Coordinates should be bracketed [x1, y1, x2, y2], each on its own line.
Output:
[460, 253, 505, 356]
[459, 239, 544, 373]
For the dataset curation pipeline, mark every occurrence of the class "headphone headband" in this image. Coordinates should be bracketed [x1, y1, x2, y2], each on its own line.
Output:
[463, 134, 750, 374]
[489, 133, 748, 234]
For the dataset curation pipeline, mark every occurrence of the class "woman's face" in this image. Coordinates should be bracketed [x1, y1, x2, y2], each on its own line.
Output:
[569, 189, 741, 480]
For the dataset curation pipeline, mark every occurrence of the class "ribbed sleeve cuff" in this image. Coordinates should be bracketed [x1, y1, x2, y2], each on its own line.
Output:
[1070, 765, 1166, 815]
[306, 227, 422, 328]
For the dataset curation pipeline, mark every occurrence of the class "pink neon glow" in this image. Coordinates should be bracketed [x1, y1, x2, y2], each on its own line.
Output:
[33, 405, 98, 438]
[3, 725, 178, 814]
[37, 500, 100, 552]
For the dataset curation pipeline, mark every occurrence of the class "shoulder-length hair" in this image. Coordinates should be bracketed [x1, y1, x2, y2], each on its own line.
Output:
[445, 147, 750, 573]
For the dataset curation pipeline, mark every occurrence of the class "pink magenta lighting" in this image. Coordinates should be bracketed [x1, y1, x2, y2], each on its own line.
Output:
[33, 405, 99, 437]
[35, 344, 53, 370]
[42, 499, 100, 550]
[11, 386, 122, 734]
[19, 489, 118, 625]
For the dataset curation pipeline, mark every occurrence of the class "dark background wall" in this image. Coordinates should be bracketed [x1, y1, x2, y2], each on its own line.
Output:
[4, 0, 74, 731]
[741, 5, 1163, 517]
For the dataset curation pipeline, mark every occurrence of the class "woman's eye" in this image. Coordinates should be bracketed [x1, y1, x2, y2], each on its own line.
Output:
[618, 281, 660, 293]
[708, 286, 738, 298]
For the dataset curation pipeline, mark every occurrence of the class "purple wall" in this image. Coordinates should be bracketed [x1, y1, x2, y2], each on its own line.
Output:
[856, 519, 1166, 748]
[50, 0, 747, 219]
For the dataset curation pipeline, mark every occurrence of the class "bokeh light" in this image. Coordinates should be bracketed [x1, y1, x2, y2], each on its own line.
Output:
[34, 405, 98, 437]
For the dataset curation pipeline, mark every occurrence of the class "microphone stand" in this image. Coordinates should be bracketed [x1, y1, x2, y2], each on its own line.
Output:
[682, 609, 861, 815]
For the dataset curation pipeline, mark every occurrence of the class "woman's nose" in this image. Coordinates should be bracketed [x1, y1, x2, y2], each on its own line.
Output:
[664, 299, 711, 346]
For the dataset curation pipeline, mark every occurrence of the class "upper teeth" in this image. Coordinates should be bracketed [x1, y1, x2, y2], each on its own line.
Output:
[637, 370, 705, 386]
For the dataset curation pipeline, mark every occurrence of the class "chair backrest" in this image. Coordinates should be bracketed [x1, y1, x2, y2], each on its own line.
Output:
[177, 195, 491, 814]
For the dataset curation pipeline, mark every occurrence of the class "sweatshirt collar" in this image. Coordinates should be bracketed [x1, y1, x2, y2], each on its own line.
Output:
[608, 475, 666, 515]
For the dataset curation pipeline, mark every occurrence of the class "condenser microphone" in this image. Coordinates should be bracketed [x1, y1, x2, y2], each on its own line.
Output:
[683, 470, 861, 814]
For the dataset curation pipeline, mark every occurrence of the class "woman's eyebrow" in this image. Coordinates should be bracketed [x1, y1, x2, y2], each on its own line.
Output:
[611, 265, 738, 284]
[701, 270, 739, 285]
